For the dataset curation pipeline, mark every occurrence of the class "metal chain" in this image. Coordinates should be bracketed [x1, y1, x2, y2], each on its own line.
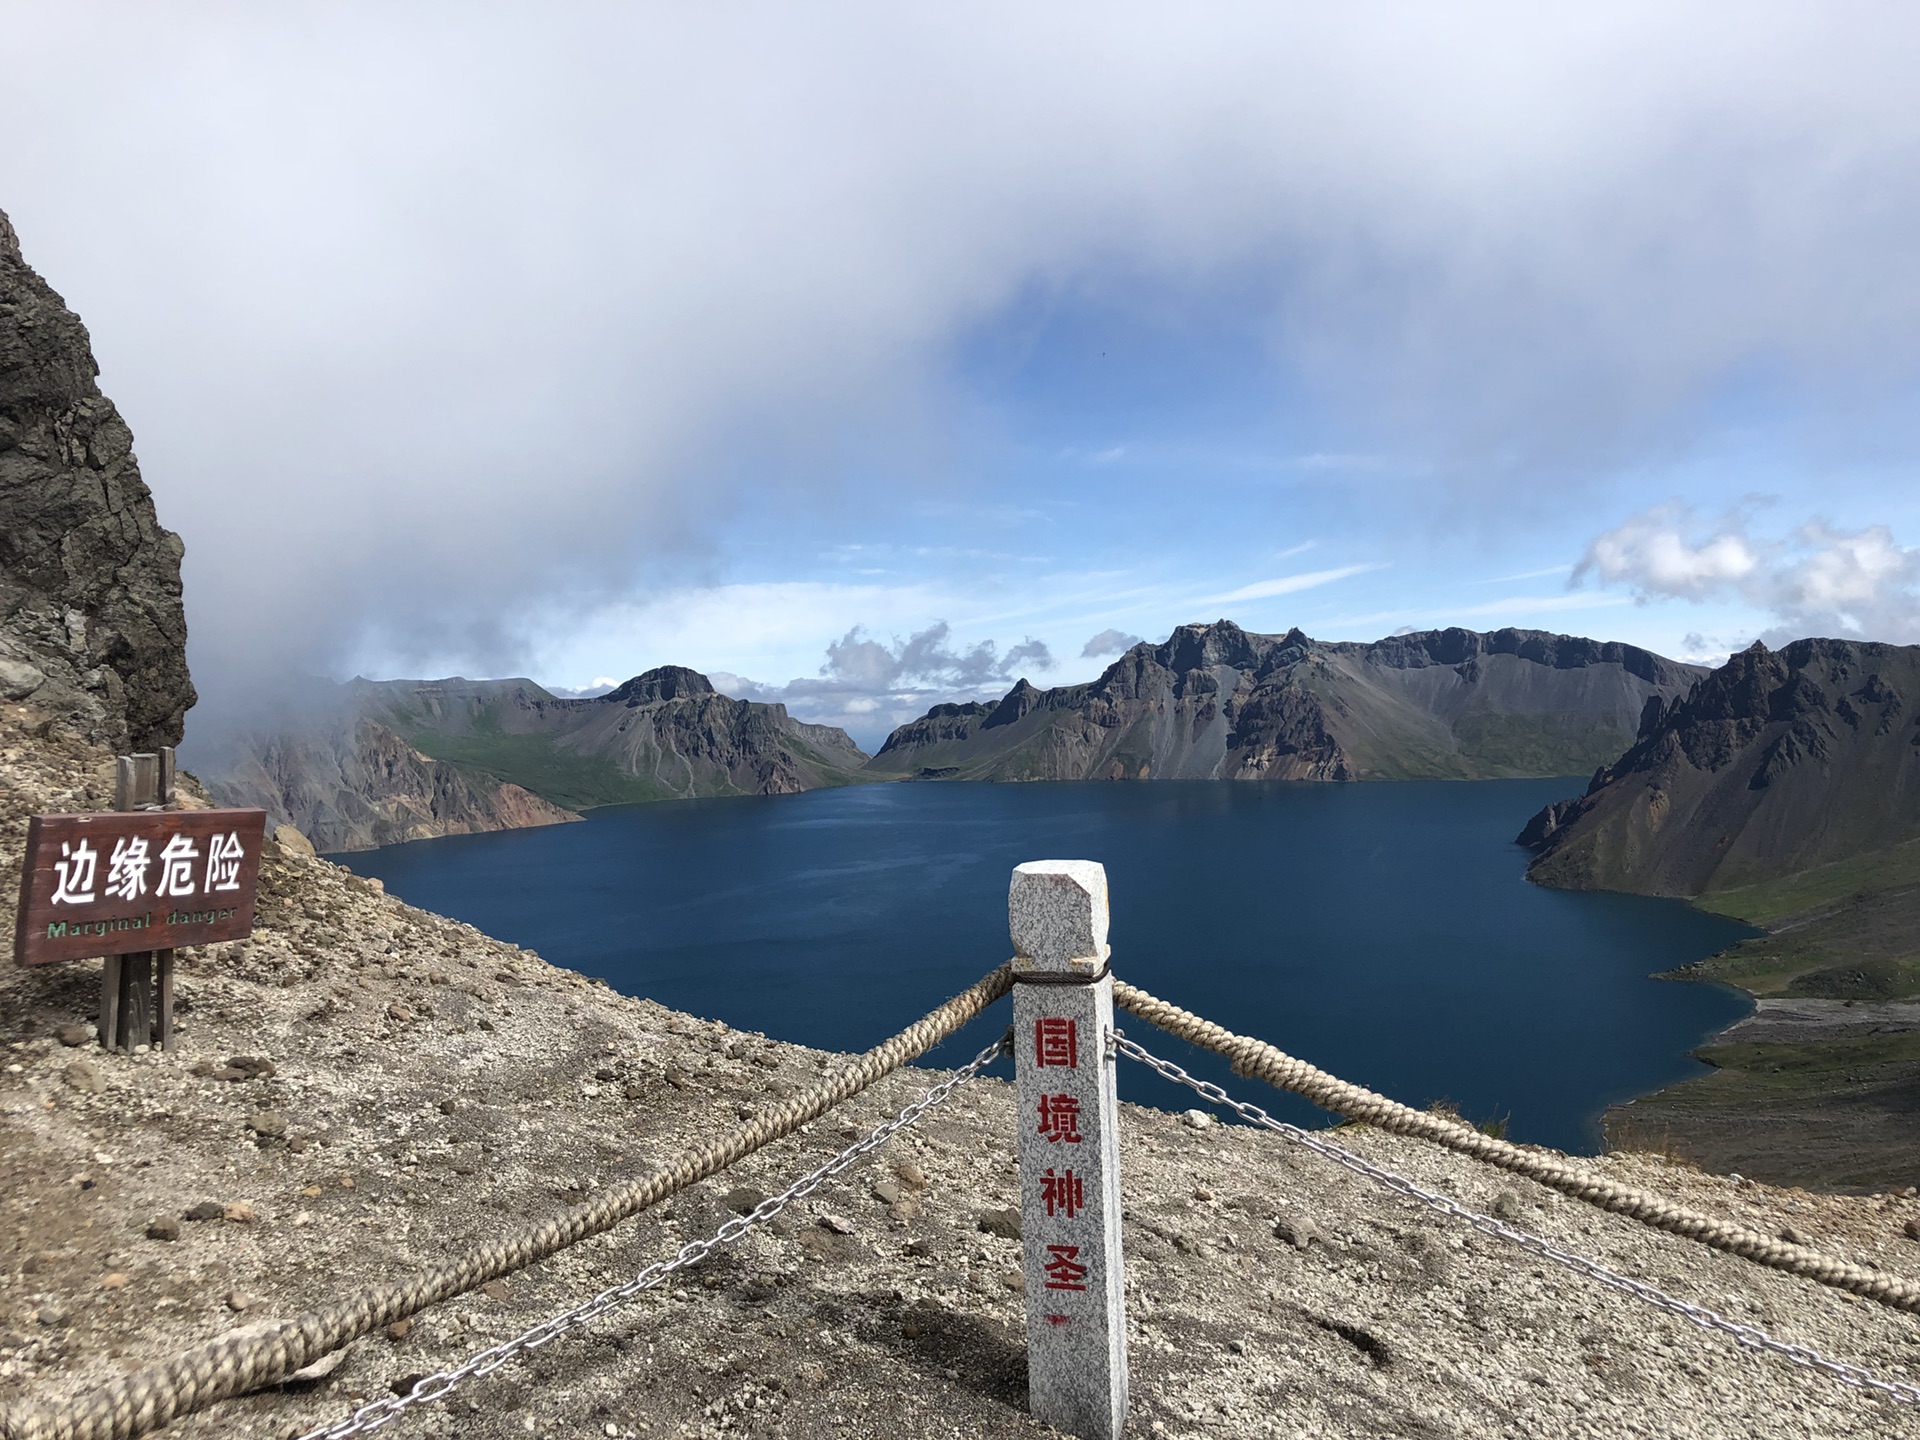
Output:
[1114, 1029, 1920, 1409]
[294, 1034, 1010, 1440]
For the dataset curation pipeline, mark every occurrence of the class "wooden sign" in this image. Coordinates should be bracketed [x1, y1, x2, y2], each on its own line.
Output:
[13, 808, 268, 968]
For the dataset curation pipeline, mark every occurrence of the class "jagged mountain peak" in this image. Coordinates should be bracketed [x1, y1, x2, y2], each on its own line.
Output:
[603, 665, 717, 706]
[872, 621, 1704, 784]
[1521, 636, 1920, 895]
[1153, 618, 1271, 673]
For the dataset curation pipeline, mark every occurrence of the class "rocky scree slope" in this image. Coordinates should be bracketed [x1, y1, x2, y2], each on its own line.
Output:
[0, 208, 195, 752]
[193, 667, 871, 851]
[868, 621, 1704, 784]
[194, 703, 579, 855]
[1520, 638, 1920, 896]
[7, 707, 1920, 1439]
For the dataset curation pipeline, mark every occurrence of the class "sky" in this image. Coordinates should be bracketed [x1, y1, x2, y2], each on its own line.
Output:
[4, 3, 1920, 750]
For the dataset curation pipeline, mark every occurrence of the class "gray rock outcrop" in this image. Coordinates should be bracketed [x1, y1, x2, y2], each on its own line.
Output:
[0, 208, 195, 751]
[1520, 638, 1920, 895]
[869, 621, 1704, 784]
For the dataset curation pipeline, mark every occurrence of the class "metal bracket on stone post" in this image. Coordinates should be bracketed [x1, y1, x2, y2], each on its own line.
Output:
[1009, 859, 1127, 1440]
[103, 747, 177, 1053]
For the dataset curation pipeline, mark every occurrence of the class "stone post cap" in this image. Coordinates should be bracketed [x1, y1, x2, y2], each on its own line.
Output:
[1009, 860, 1110, 973]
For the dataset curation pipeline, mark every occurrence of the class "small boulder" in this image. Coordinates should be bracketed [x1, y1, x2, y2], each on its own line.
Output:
[272, 824, 317, 857]
[64, 1060, 107, 1095]
[55, 1023, 91, 1047]
[977, 1208, 1022, 1241]
[1273, 1215, 1320, 1250]
[1180, 1109, 1215, 1130]
[182, 1201, 225, 1222]
[247, 1111, 289, 1139]
[819, 1213, 856, 1236]
[871, 1180, 903, 1206]
[1490, 1191, 1524, 1222]
[894, 1160, 929, 1192]
[146, 1215, 181, 1242]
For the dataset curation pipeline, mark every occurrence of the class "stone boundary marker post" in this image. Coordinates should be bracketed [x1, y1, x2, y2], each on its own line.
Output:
[1009, 860, 1128, 1440]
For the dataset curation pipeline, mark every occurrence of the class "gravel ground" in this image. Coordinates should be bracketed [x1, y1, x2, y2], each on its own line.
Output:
[5, 705, 1920, 1440]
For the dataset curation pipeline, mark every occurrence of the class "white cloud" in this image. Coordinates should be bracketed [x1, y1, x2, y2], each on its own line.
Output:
[7, 2, 1920, 720]
[1206, 564, 1386, 605]
[1081, 628, 1144, 659]
[1576, 506, 1920, 641]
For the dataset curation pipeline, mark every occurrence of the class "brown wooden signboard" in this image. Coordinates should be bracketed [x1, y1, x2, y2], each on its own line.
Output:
[13, 808, 268, 968]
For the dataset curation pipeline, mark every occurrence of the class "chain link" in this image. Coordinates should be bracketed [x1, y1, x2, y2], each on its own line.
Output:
[294, 1034, 1009, 1440]
[1114, 1029, 1920, 1409]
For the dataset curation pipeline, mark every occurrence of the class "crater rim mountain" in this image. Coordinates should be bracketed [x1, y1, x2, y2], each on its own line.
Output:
[191, 619, 1708, 852]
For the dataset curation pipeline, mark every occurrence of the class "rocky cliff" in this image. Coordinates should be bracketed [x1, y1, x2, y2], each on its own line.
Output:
[193, 667, 874, 850]
[869, 621, 1704, 784]
[1520, 638, 1920, 896]
[362, 666, 873, 808]
[0, 208, 195, 751]
[197, 709, 579, 853]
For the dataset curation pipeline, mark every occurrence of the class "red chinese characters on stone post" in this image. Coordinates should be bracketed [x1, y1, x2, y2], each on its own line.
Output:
[1040, 1167, 1085, 1219]
[1034, 1016, 1078, 1068]
[1037, 1092, 1083, 1143]
[1043, 1244, 1089, 1292]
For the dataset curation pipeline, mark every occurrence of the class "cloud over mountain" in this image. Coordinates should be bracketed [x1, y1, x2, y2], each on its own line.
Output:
[8, 4, 1920, 711]
[713, 621, 1054, 749]
[1081, 629, 1143, 659]
[1577, 506, 1920, 644]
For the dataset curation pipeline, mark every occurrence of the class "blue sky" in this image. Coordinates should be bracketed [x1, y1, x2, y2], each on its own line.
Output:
[4, 4, 1919, 749]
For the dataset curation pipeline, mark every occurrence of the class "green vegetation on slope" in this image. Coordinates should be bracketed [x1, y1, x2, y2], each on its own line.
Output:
[1674, 840, 1920, 1001]
[394, 727, 674, 810]
[1614, 838, 1920, 1190]
[1448, 712, 1634, 779]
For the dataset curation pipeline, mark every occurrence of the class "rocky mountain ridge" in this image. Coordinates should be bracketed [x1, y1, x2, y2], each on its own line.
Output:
[1521, 637, 1920, 896]
[1520, 638, 1920, 1191]
[192, 666, 873, 850]
[869, 621, 1705, 784]
[0, 207, 195, 752]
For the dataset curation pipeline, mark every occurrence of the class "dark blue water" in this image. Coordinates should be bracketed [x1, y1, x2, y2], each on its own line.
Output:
[338, 779, 1754, 1153]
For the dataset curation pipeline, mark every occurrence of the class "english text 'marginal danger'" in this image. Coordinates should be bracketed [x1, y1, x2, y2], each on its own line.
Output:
[12, 808, 268, 967]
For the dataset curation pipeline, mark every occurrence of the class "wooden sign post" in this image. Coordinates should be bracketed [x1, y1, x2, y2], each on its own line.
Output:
[12, 747, 266, 1053]
[1009, 860, 1128, 1440]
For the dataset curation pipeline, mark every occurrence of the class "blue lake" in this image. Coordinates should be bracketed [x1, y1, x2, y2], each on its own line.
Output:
[337, 778, 1754, 1153]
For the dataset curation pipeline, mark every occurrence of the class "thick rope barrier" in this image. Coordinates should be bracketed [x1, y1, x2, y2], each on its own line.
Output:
[0, 964, 1014, 1440]
[1114, 979, 1920, 1316]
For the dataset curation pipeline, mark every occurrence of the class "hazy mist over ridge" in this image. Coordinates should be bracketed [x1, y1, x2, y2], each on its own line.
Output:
[4, 3, 1920, 740]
